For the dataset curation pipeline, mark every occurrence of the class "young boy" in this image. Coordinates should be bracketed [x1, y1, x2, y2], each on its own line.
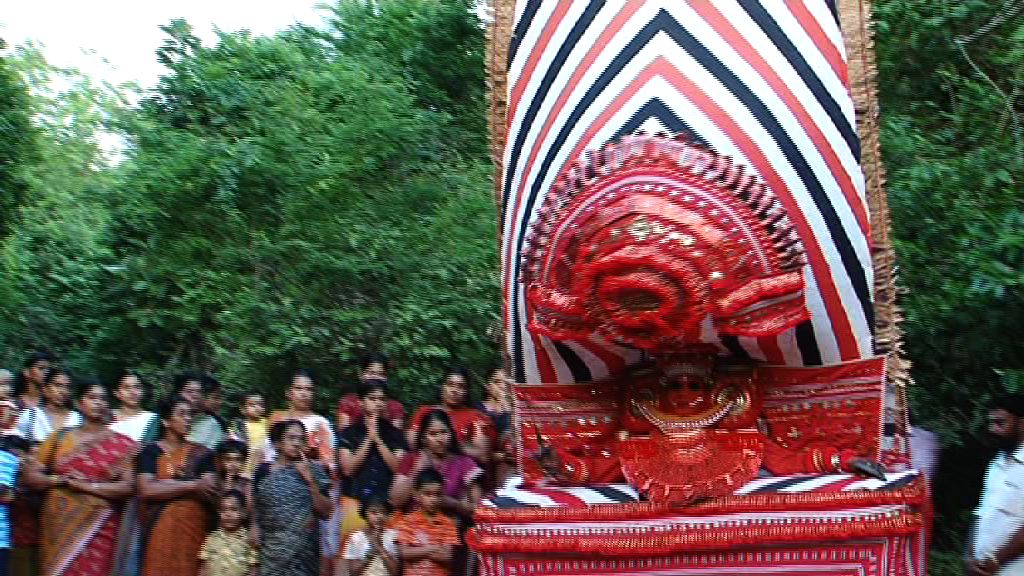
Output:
[0, 435, 27, 576]
[394, 469, 458, 576]
[189, 374, 227, 449]
[339, 498, 398, 576]
[229, 391, 267, 478]
[214, 440, 251, 501]
[198, 490, 257, 576]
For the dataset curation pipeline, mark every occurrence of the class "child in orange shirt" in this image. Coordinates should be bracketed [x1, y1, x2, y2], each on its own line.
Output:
[394, 469, 459, 576]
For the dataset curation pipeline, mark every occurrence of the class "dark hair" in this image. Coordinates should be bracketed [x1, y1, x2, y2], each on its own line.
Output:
[73, 377, 106, 400]
[437, 366, 472, 407]
[357, 378, 388, 399]
[215, 439, 248, 458]
[291, 369, 315, 385]
[172, 372, 202, 394]
[358, 496, 392, 519]
[239, 390, 263, 402]
[200, 374, 221, 396]
[990, 394, 1024, 418]
[40, 367, 73, 408]
[0, 434, 30, 454]
[13, 351, 54, 397]
[414, 467, 445, 489]
[358, 352, 389, 371]
[220, 488, 247, 510]
[157, 394, 192, 419]
[269, 419, 307, 444]
[414, 409, 461, 454]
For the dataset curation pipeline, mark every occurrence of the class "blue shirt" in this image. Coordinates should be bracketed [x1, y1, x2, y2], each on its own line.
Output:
[0, 449, 19, 549]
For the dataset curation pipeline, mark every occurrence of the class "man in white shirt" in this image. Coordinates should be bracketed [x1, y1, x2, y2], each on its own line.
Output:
[967, 395, 1024, 576]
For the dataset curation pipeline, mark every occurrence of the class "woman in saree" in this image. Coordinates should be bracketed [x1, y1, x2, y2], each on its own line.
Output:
[390, 409, 482, 522]
[25, 379, 137, 576]
[406, 368, 493, 466]
[109, 370, 159, 576]
[253, 420, 333, 576]
[137, 395, 218, 576]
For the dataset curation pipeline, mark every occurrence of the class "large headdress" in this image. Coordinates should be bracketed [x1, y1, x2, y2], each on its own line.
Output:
[521, 134, 809, 352]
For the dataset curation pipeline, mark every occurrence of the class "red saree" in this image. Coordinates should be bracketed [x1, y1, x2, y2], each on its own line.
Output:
[38, 430, 138, 576]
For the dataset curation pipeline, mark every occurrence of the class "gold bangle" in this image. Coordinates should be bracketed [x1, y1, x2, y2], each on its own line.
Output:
[831, 453, 842, 472]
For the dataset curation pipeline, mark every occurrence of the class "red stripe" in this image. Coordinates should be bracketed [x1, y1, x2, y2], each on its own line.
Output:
[785, 0, 850, 88]
[541, 58, 860, 360]
[507, 2, 574, 122]
[758, 336, 787, 365]
[502, 1, 643, 306]
[689, 1, 868, 238]
[530, 332, 558, 383]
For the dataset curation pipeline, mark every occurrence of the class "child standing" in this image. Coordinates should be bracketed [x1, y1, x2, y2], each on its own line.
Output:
[394, 469, 458, 576]
[199, 490, 258, 576]
[338, 498, 398, 576]
[0, 436, 25, 576]
[229, 391, 268, 478]
[215, 440, 252, 502]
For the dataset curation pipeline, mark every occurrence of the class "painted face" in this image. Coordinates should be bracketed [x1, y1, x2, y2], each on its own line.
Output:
[360, 362, 387, 383]
[162, 402, 194, 438]
[77, 385, 109, 422]
[241, 395, 265, 420]
[44, 374, 72, 407]
[115, 375, 144, 409]
[219, 451, 245, 478]
[441, 374, 468, 407]
[415, 482, 443, 514]
[179, 380, 202, 407]
[422, 418, 453, 455]
[218, 495, 244, 531]
[288, 376, 314, 411]
[275, 424, 306, 460]
[360, 389, 387, 418]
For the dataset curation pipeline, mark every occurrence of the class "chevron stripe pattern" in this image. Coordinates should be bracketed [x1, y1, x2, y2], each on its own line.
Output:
[501, 0, 875, 384]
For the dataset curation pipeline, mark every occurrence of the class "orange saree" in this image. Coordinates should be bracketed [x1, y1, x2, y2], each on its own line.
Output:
[38, 430, 138, 576]
[138, 442, 215, 576]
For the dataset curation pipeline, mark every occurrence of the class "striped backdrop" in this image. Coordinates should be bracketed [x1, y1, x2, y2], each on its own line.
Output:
[500, 0, 875, 384]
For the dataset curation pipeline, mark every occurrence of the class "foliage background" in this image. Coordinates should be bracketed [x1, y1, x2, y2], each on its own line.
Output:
[2, 0, 1023, 570]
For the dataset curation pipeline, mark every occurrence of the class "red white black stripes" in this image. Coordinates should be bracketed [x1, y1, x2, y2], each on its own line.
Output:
[500, 0, 876, 384]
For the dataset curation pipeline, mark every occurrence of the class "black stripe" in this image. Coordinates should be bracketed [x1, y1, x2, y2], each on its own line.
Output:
[823, 0, 840, 27]
[509, 9, 872, 381]
[587, 485, 639, 502]
[880, 473, 918, 490]
[488, 496, 537, 509]
[737, 0, 860, 161]
[750, 475, 828, 493]
[795, 320, 822, 365]
[656, 11, 874, 333]
[505, 1, 606, 382]
[508, 0, 543, 68]
[552, 341, 593, 382]
[613, 97, 707, 146]
[720, 335, 752, 361]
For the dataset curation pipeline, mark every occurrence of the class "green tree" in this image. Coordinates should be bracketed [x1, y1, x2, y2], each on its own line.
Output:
[0, 38, 37, 237]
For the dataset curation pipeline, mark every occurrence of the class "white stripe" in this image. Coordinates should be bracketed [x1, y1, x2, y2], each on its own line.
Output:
[803, 0, 846, 58]
[778, 473, 852, 492]
[492, 488, 559, 507]
[842, 470, 917, 491]
[506, 0, 562, 95]
[562, 340, 610, 381]
[739, 335, 767, 361]
[762, 0, 856, 127]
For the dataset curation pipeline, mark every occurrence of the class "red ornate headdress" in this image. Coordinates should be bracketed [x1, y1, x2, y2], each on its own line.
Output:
[521, 134, 809, 352]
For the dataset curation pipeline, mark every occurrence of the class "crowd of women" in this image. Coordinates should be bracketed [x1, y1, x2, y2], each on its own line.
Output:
[0, 351, 513, 576]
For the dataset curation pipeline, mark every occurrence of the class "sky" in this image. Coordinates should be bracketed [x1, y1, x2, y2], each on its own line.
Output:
[1, 0, 329, 88]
